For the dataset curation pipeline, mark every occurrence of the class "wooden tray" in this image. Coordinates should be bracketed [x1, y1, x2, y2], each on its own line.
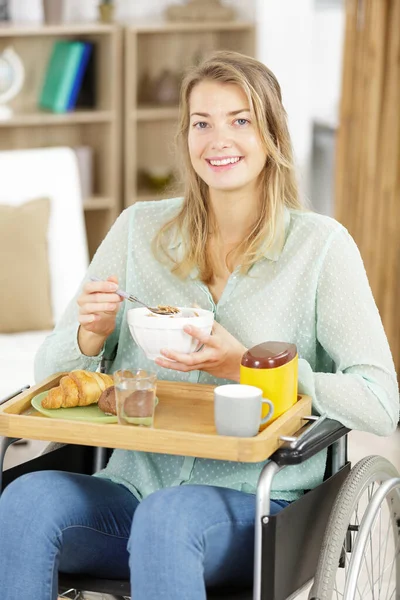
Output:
[0, 373, 312, 463]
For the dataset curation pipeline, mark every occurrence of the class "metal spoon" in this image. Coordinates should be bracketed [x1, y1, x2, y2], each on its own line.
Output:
[89, 276, 180, 316]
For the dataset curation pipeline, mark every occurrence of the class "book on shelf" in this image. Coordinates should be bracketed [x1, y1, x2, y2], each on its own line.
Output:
[65, 42, 93, 111]
[39, 40, 94, 113]
[75, 42, 97, 109]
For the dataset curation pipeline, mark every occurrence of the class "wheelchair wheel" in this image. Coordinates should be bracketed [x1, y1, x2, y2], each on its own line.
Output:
[310, 455, 400, 600]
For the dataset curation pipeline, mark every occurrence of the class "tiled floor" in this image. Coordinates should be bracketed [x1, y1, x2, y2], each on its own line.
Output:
[5, 427, 400, 599]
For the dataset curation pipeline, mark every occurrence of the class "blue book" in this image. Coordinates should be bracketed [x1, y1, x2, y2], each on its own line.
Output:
[39, 41, 87, 113]
[66, 42, 93, 111]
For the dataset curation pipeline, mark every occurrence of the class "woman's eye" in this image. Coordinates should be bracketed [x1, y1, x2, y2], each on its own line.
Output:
[194, 121, 209, 129]
[234, 118, 250, 126]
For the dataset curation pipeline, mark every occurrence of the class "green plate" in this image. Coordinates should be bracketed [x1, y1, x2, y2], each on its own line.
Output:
[31, 391, 118, 423]
[31, 391, 158, 424]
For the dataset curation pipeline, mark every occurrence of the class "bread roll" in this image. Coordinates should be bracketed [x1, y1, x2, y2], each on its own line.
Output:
[98, 386, 117, 415]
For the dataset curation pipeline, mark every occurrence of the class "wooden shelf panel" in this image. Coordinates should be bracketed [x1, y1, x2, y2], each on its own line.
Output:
[134, 106, 179, 121]
[0, 110, 114, 127]
[83, 196, 114, 211]
[127, 21, 255, 34]
[0, 23, 117, 37]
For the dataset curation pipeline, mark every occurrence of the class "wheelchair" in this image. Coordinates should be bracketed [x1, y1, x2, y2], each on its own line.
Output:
[1, 413, 399, 600]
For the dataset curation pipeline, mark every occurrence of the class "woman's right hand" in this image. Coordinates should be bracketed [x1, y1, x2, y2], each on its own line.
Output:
[77, 275, 123, 355]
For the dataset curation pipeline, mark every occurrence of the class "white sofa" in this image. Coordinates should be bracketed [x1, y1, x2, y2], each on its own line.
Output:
[0, 331, 51, 400]
[0, 147, 89, 401]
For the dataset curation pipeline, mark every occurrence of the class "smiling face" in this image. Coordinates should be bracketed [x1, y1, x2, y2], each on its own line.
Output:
[188, 81, 267, 195]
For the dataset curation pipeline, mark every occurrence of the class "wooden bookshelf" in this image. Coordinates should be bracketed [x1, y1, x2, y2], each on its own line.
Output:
[0, 20, 256, 250]
[124, 20, 255, 207]
[0, 23, 122, 258]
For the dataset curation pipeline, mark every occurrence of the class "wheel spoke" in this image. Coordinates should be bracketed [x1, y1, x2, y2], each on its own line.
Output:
[387, 586, 397, 600]
[360, 536, 376, 596]
[364, 549, 400, 599]
[359, 502, 390, 598]
[368, 482, 377, 502]
[377, 505, 393, 598]
[332, 585, 344, 598]
[356, 496, 400, 600]
[365, 503, 400, 599]
[383, 533, 400, 600]
[357, 501, 379, 598]
[343, 488, 399, 600]
[369, 511, 375, 599]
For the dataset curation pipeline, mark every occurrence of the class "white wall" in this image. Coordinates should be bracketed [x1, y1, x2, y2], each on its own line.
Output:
[311, 1, 345, 216]
[312, 2, 345, 127]
[255, 0, 314, 199]
[254, 1, 345, 204]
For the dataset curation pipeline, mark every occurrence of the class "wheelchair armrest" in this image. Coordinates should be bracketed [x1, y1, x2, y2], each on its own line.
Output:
[271, 417, 349, 466]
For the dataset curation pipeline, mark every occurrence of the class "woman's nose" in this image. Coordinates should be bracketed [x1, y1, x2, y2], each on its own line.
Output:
[211, 129, 232, 151]
[211, 138, 232, 151]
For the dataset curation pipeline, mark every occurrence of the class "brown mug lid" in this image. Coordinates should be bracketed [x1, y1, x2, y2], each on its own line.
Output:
[241, 341, 297, 369]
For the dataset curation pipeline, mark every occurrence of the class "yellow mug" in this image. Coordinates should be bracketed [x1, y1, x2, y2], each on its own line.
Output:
[240, 341, 298, 428]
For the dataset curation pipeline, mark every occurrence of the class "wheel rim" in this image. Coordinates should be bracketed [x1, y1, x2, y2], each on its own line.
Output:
[332, 478, 400, 600]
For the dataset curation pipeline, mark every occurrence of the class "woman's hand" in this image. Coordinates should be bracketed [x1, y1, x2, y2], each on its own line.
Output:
[155, 321, 247, 382]
[77, 275, 123, 356]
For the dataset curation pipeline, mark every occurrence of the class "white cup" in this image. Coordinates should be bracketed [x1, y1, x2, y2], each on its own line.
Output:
[214, 384, 274, 437]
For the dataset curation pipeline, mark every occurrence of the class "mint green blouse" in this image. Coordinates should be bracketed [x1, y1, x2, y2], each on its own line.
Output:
[35, 198, 399, 501]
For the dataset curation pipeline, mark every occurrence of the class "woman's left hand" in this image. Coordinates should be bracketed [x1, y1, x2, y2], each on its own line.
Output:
[155, 322, 247, 382]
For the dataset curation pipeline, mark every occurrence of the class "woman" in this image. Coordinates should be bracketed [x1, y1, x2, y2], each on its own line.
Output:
[0, 51, 398, 600]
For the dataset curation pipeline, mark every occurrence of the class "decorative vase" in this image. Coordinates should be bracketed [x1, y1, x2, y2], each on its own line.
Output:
[42, 0, 64, 24]
[98, 2, 114, 23]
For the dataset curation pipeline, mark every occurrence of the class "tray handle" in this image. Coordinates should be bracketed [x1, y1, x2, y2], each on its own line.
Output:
[279, 414, 326, 447]
[0, 385, 30, 406]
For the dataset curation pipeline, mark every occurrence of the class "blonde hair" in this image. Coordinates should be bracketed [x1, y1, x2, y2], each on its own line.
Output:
[153, 50, 304, 283]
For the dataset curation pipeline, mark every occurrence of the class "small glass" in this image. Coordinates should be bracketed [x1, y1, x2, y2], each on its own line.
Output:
[114, 369, 157, 427]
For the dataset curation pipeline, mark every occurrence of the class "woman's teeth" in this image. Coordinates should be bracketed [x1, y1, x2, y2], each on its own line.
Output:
[208, 157, 241, 166]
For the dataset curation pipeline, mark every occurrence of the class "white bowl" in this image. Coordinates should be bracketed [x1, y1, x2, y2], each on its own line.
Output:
[127, 307, 214, 361]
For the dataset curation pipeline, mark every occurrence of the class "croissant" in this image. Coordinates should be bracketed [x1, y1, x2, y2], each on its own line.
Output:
[42, 370, 114, 409]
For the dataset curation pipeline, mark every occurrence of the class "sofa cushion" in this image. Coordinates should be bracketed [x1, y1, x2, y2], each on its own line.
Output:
[0, 330, 50, 400]
[0, 198, 53, 333]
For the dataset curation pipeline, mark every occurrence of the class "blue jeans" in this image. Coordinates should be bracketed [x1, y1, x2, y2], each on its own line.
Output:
[0, 470, 289, 600]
